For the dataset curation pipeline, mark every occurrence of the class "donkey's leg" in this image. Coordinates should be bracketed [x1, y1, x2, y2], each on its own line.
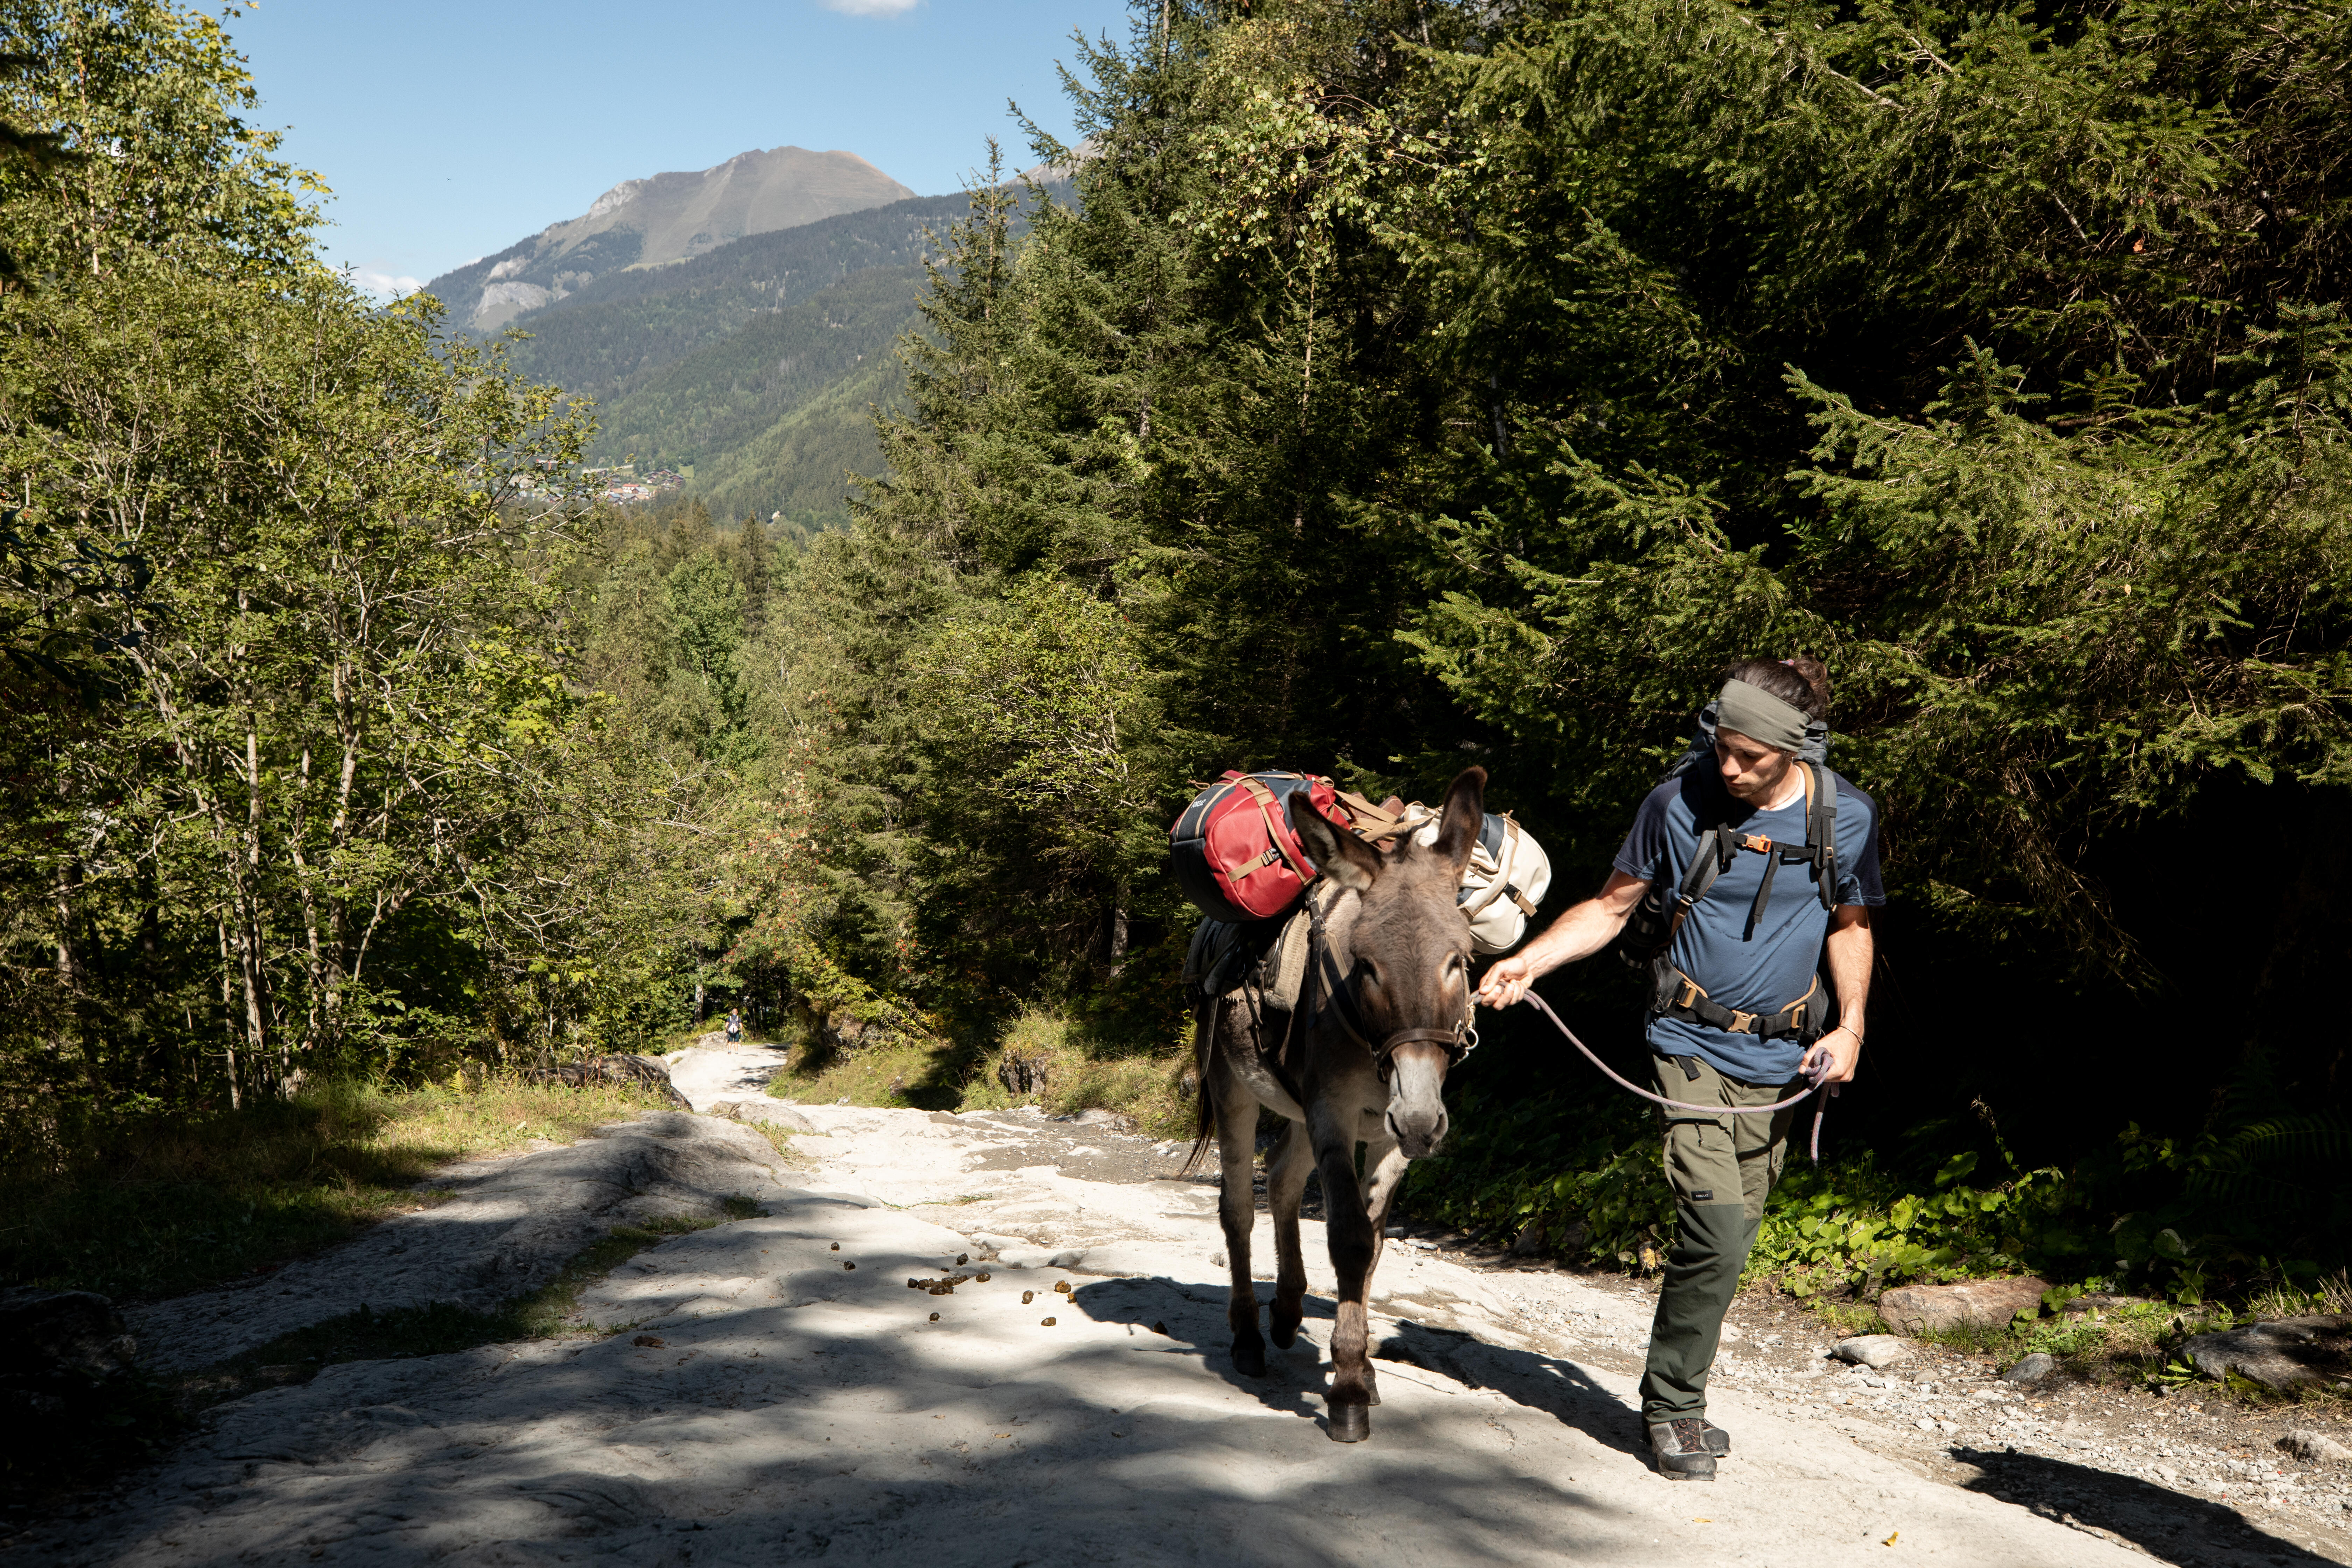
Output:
[1209, 1041, 1269, 1378]
[1353, 1137, 1410, 1408]
[1265, 1118, 1314, 1349]
[1310, 1103, 1378, 1441]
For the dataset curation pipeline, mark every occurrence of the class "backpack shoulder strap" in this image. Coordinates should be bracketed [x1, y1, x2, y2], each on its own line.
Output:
[1803, 761, 1839, 910]
[1664, 824, 1734, 944]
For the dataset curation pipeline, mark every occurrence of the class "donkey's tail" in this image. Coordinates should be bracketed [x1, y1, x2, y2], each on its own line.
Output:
[1181, 997, 1217, 1176]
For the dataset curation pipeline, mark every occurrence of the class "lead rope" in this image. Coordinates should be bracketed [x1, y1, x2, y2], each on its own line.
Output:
[1513, 991, 1840, 1162]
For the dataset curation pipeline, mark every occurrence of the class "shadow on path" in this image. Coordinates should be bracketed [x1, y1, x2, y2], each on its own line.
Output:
[1956, 1447, 2346, 1568]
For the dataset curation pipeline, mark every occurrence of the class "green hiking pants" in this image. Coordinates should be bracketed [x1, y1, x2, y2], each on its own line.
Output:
[1638, 1051, 1800, 1425]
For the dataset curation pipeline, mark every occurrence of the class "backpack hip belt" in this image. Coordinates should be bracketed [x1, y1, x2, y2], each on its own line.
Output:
[1650, 961, 1825, 1043]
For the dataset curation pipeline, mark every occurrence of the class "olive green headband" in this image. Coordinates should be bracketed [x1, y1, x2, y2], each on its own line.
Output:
[1714, 678, 1810, 754]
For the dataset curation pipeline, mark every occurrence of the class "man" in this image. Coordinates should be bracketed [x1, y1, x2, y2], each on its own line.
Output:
[1477, 658, 1882, 1481]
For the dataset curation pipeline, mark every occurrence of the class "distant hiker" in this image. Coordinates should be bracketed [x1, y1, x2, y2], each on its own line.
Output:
[1476, 656, 1882, 1482]
[726, 1009, 743, 1044]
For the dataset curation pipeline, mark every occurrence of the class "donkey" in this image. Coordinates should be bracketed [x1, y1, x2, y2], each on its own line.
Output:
[1191, 767, 1485, 1443]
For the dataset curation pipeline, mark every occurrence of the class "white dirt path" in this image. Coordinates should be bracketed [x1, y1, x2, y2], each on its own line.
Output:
[8, 1043, 2188, 1567]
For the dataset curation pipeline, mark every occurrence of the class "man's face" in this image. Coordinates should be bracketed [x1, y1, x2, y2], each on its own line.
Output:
[1716, 728, 1795, 803]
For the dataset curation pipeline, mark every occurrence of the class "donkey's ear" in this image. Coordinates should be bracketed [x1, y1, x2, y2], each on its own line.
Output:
[1430, 767, 1488, 874]
[1290, 791, 1382, 893]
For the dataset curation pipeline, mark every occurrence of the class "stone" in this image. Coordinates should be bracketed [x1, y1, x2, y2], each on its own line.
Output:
[1877, 1276, 2050, 1336]
[2184, 1315, 2352, 1392]
[2002, 1352, 2056, 1386]
[1833, 1335, 1912, 1369]
[997, 1049, 1049, 1098]
[2059, 1292, 2151, 1316]
[0, 1288, 137, 1388]
[2279, 1430, 2352, 1465]
[1510, 1223, 1548, 1257]
[526, 1052, 691, 1108]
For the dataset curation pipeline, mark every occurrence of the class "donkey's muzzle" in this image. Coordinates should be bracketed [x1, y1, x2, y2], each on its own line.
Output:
[1384, 1042, 1453, 1157]
[1386, 1102, 1449, 1159]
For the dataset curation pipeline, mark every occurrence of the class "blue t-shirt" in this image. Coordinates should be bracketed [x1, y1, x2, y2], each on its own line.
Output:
[1612, 768, 1884, 1083]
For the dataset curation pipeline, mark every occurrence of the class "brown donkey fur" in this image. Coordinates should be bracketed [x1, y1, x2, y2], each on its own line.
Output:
[1192, 767, 1484, 1442]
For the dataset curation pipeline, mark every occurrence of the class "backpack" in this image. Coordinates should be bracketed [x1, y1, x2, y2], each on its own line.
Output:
[1169, 771, 1358, 924]
[1404, 809, 1553, 955]
[1611, 759, 1840, 970]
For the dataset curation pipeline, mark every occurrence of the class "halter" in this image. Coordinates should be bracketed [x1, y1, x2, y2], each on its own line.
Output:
[1304, 888, 1480, 1086]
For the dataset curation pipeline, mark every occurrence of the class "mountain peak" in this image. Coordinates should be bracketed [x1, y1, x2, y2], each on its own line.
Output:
[426, 147, 915, 331]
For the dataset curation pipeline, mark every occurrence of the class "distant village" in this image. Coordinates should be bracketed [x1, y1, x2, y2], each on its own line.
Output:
[509, 463, 687, 505]
[588, 465, 688, 504]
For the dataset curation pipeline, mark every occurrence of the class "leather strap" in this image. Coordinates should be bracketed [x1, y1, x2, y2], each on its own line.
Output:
[1236, 776, 1312, 883]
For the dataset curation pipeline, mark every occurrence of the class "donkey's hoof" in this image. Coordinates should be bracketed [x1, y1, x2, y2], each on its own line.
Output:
[1269, 1317, 1301, 1351]
[1327, 1402, 1371, 1443]
[1232, 1339, 1268, 1378]
[1364, 1370, 1382, 1408]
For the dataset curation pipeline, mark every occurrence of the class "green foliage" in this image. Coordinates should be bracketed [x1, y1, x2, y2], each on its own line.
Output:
[0, 0, 715, 1146]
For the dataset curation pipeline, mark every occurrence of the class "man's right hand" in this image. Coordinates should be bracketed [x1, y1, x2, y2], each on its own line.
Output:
[1476, 955, 1536, 1009]
[1474, 869, 1648, 1009]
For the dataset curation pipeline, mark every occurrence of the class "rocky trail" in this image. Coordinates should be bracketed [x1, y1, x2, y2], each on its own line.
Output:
[12, 1041, 2350, 1566]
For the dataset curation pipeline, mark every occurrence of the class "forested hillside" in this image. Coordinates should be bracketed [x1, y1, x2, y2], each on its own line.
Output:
[480, 191, 973, 394]
[433, 190, 1050, 527]
[8, 0, 2352, 1329]
[589, 266, 920, 532]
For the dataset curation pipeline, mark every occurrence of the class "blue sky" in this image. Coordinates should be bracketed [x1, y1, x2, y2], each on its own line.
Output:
[229, 0, 1137, 296]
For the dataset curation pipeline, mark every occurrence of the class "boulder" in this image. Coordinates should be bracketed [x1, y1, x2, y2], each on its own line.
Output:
[0, 1288, 137, 1416]
[997, 1050, 1050, 1098]
[2001, 1352, 2056, 1386]
[0, 1288, 136, 1383]
[1509, 1223, 1548, 1258]
[2184, 1315, 2352, 1392]
[1877, 1276, 2049, 1336]
[2280, 1429, 2352, 1465]
[527, 1052, 691, 1108]
[1833, 1334, 1912, 1369]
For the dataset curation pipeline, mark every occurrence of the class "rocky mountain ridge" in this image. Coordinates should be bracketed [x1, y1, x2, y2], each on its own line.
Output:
[423, 146, 914, 331]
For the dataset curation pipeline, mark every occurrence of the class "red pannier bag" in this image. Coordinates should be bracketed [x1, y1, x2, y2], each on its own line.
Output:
[1168, 771, 1355, 924]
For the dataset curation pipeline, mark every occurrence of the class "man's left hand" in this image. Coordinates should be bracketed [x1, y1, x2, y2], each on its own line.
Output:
[1802, 1025, 1862, 1085]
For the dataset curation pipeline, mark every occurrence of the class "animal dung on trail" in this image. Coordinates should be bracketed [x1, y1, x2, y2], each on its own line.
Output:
[1054, 1281, 1072, 1295]
[1041, 1317, 1058, 1326]
[842, 1261, 856, 1270]
[830, 1243, 840, 1252]
[955, 1253, 969, 1264]
[1150, 1321, 1170, 1336]
[976, 1272, 991, 1282]
[1022, 1290, 1035, 1304]
[929, 1312, 941, 1322]
[632, 1335, 666, 1349]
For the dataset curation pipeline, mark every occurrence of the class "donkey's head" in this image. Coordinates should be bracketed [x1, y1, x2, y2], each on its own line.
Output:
[1288, 768, 1486, 1158]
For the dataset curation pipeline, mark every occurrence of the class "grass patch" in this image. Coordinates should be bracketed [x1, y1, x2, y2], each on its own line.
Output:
[0, 1075, 683, 1301]
[1805, 1299, 1891, 1339]
[768, 1006, 1195, 1137]
[768, 1006, 1194, 1135]
[776, 1037, 959, 1111]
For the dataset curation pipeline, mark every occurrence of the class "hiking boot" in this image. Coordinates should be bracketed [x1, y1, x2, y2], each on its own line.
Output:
[1648, 1417, 1717, 1481]
[1640, 1416, 1730, 1455]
